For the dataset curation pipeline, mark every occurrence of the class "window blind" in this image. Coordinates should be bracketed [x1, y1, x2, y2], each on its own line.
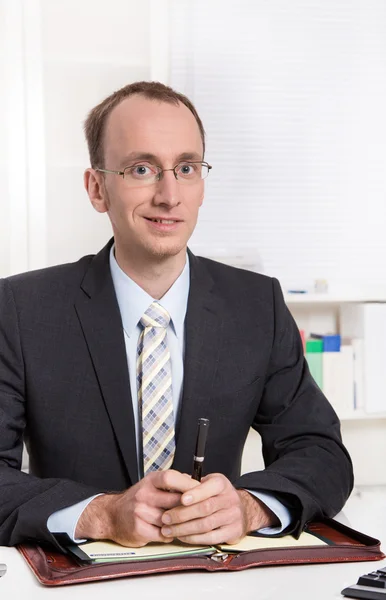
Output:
[169, 0, 386, 293]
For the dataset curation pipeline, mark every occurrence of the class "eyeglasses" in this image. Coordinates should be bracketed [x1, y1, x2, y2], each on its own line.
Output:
[95, 161, 212, 187]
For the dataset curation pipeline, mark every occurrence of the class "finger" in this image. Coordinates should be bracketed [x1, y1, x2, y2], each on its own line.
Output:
[152, 490, 183, 509]
[134, 504, 165, 528]
[122, 519, 174, 546]
[142, 521, 174, 544]
[152, 470, 201, 494]
[180, 473, 229, 506]
[133, 484, 182, 509]
[161, 507, 236, 539]
[177, 524, 240, 546]
[162, 494, 231, 525]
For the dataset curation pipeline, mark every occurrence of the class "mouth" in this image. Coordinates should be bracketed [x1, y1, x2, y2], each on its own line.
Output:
[143, 217, 183, 232]
[145, 217, 182, 224]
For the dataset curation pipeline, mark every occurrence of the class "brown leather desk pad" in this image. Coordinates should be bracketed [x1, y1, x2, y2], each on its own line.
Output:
[17, 519, 384, 586]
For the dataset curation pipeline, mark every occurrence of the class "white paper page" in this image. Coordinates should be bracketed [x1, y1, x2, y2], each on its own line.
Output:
[219, 531, 328, 552]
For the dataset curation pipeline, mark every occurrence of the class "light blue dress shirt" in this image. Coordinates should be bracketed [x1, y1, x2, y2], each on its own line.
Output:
[47, 248, 291, 541]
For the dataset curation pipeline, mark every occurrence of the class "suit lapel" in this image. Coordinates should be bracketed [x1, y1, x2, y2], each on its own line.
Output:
[74, 243, 223, 480]
[75, 240, 139, 485]
[173, 252, 224, 473]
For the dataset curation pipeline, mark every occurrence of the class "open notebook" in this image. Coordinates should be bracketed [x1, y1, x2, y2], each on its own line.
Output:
[17, 519, 384, 586]
[68, 530, 328, 564]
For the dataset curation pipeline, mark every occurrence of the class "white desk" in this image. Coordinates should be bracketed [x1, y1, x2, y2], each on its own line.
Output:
[1, 486, 385, 599]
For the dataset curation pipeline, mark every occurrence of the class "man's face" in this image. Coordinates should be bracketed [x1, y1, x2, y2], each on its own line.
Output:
[91, 95, 205, 262]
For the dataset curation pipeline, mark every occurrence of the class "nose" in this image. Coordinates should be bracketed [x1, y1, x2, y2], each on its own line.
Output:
[152, 170, 181, 208]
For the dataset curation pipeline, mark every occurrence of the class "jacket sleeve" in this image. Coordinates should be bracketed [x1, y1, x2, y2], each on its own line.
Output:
[235, 277, 354, 535]
[0, 279, 101, 547]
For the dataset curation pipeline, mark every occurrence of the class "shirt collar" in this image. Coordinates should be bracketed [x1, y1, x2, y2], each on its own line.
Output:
[109, 245, 190, 339]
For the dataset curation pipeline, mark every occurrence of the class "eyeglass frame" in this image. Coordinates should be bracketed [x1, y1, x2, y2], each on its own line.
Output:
[94, 161, 212, 184]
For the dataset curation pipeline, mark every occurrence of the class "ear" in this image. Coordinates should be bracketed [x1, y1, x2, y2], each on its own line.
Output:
[84, 169, 109, 213]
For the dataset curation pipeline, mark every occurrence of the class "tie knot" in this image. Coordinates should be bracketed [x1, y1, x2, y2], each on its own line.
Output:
[140, 302, 170, 329]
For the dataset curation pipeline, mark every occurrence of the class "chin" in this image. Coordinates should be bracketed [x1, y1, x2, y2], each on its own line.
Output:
[145, 240, 186, 260]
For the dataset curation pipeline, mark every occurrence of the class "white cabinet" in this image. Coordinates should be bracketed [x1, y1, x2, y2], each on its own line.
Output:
[243, 293, 386, 486]
[286, 293, 386, 486]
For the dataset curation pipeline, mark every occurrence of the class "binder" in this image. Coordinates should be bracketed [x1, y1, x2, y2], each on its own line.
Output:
[340, 303, 386, 413]
[17, 519, 384, 586]
[323, 345, 354, 417]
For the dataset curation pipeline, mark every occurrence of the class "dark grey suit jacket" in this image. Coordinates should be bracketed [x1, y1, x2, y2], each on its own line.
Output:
[0, 239, 353, 547]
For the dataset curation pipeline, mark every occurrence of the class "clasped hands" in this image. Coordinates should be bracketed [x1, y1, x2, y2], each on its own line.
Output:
[76, 470, 278, 547]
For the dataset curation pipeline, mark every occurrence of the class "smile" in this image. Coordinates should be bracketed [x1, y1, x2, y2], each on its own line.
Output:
[145, 217, 181, 224]
[150, 219, 176, 224]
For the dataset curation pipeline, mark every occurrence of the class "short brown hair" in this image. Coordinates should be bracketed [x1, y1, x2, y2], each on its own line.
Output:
[84, 81, 206, 168]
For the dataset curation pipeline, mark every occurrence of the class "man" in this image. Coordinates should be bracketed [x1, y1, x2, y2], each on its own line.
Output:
[0, 81, 353, 550]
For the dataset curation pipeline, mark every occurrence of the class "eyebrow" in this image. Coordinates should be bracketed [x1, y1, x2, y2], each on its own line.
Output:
[118, 151, 203, 168]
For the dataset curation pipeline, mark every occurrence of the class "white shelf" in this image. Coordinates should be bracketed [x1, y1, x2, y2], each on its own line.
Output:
[284, 293, 386, 305]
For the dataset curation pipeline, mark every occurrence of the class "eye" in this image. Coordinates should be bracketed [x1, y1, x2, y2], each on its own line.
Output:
[127, 163, 157, 179]
[176, 162, 198, 177]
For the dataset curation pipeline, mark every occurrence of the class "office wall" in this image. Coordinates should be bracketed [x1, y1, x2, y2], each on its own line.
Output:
[0, 0, 167, 276]
[0, 2, 9, 275]
[41, 0, 152, 266]
[170, 0, 386, 294]
[1, 0, 385, 291]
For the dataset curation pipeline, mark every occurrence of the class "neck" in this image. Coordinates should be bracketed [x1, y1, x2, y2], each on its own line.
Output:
[114, 245, 187, 299]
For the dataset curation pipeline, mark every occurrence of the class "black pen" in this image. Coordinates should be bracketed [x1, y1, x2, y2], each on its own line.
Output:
[192, 418, 210, 481]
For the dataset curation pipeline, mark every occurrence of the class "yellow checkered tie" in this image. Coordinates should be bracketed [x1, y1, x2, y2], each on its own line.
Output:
[137, 302, 175, 475]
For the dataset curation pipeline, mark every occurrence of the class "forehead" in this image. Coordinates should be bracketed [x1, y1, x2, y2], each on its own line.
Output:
[103, 95, 203, 163]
